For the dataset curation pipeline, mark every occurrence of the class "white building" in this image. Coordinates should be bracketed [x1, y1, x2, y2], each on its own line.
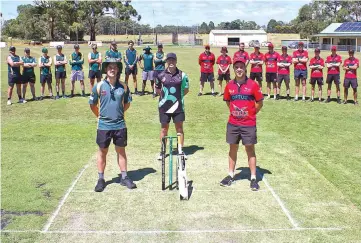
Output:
[209, 30, 267, 47]
[314, 22, 361, 51]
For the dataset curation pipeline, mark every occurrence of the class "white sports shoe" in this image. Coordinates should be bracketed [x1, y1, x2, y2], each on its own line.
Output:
[21, 99, 27, 103]
[157, 153, 162, 160]
[7, 100, 12, 105]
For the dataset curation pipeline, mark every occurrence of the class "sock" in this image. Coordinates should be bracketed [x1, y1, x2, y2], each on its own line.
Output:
[57, 91, 59, 96]
[251, 174, 256, 180]
[121, 171, 127, 179]
[8, 97, 11, 100]
[18, 95, 22, 100]
[328, 96, 330, 99]
[302, 95, 305, 100]
[98, 172, 104, 180]
[228, 171, 234, 178]
[295, 95, 298, 99]
[211, 89, 214, 93]
[82, 90, 85, 95]
[287, 94, 289, 97]
[337, 96, 340, 100]
[319, 97, 322, 101]
[62, 90, 65, 96]
[135, 88, 137, 92]
[71, 90, 74, 96]
[311, 96, 314, 99]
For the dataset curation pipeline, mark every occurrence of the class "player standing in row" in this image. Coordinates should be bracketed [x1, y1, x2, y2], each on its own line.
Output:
[69, 44, 85, 97]
[325, 46, 342, 103]
[89, 58, 136, 192]
[198, 45, 216, 96]
[39, 48, 54, 100]
[309, 48, 324, 102]
[153, 44, 166, 98]
[221, 57, 263, 191]
[54, 45, 68, 99]
[216, 46, 232, 96]
[139, 46, 154, 96]
[22, 48, 37, 101]
[105, 41, 122, 80]
[292, 42, 308, 101]
[156, 53, 189, 160]
[264, 43, 280, 99]
[249, 44, 264, 89]
[7, 46, 24, 105]
[88, 44, 102, 94]
[124, 40, 139, 95]
[343, 49, 359, 105]
[233, 42, 249, 67]
[277, 46, 292, 100]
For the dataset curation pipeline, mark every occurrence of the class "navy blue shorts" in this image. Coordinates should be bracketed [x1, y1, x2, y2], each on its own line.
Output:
[96, 128, 127, 148]
[88, 70, 102, 79]
[8, 73, 22, 86]
[40, 74, 52, 84]
[125, 66, 138, 76]
[294, 70, 308, 80]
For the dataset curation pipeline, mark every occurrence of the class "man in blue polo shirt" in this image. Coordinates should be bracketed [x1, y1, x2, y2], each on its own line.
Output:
[7, 46, 24, 105]
[124, 40, 139, 94]
[89, 58, 136, 192]
[22, 48, 38, 101]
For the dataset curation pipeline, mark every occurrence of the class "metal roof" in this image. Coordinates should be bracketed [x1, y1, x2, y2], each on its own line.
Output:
[210, 30, 267, 35]
[314, 22, 361, 37]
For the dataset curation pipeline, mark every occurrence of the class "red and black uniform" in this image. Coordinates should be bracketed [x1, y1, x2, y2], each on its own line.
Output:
[223, 78, 263, 145]
[249, 52, 264, 81]
[343, 57, 359, 89]
[293, 50, 309, 79]
[309, 57, 324, 86]
[216, 54, 232, 81]
[277, 54, 292, 84]
[233, 50, 249, 63]
[325, 54, 342, 85]
[264, 51, 280, 82]
[199, 51, 215, 82]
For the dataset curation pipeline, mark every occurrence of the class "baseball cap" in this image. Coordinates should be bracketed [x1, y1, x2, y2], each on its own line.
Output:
[9, 46, 16, 52]
[158, 43, 163, 48]
[268, 43, 274, 48]
[24, 48, 30, 52]
[56, 45, 62, 50]
[233, 57, 246, 64]
[298, 42, 304, 46]
[315, 48, 321, 52]
[205, 44, 210, 50]
[331, 46, 337, 51]
[143, 45, 152, 51]
[111, 41, 117, 45]
[42, 47, 48, 53]
[91, 44, 97, 49]
[166, 52, 177, 60]
[221, 46, 228, 53]
[282, 46, 287, 50]
[74, 44, 80, 49]
[348, 49, 355, 54]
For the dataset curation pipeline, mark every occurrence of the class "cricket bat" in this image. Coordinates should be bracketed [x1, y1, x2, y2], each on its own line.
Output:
[177, 133, 188, 200]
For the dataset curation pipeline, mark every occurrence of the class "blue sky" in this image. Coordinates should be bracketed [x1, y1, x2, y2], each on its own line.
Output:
[1, 0, 311, 27]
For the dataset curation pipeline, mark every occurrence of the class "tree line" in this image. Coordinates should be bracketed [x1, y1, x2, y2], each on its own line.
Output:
[2, 0, 361, 41]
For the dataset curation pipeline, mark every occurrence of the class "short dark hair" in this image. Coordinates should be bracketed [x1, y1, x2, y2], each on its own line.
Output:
[128, 40, 134, 45]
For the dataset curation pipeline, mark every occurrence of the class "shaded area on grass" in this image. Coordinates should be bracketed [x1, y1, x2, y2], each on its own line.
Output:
[104, 167, 157, 188]
[234, 166, 272, 182]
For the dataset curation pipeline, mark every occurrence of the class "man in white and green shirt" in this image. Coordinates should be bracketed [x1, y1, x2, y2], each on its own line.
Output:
[22, 48, 37, 101]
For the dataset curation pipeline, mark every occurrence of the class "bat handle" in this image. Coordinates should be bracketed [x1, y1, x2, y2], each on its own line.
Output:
[177, 133, 182, 154]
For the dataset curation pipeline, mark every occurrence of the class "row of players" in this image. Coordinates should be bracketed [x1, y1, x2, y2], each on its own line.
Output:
[199, 42, 359, 104]
[6, 40, 165, 105]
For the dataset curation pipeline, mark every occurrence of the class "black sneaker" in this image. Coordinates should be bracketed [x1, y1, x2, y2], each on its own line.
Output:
[220, 175, 234, 187]
[55, 95, 60, 100]
[337, 98, 341, 104]
[94, 178, 106, 192]
[139, 91, 145, 96]
[81, 93, 86, 97]
[120, 176, 137, 189]
[276, 94, 280, 100]
[62, 95, 68, 99]
[250, 179, 260, 191]
[325, 97, 331, 103]
[198, 92, 203, 96]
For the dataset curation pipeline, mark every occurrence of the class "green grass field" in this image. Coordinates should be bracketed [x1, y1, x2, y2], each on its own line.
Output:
[1, 45, 361, 242]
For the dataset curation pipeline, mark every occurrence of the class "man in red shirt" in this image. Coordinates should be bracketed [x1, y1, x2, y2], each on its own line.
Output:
[309, 48, 324, 102]
[216, 46, 232, 96]
[221, 57, 264, 191]
[277, 46, 292, 100]
[198, 45, 216, 96]
[264, 43, 280, 99]
[342, 49, 359, 105]
[249, 44, 264, 88]
[325, 46, 342, 103]
[292, 42, 308, 101]
[233, 42, 249, 67]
